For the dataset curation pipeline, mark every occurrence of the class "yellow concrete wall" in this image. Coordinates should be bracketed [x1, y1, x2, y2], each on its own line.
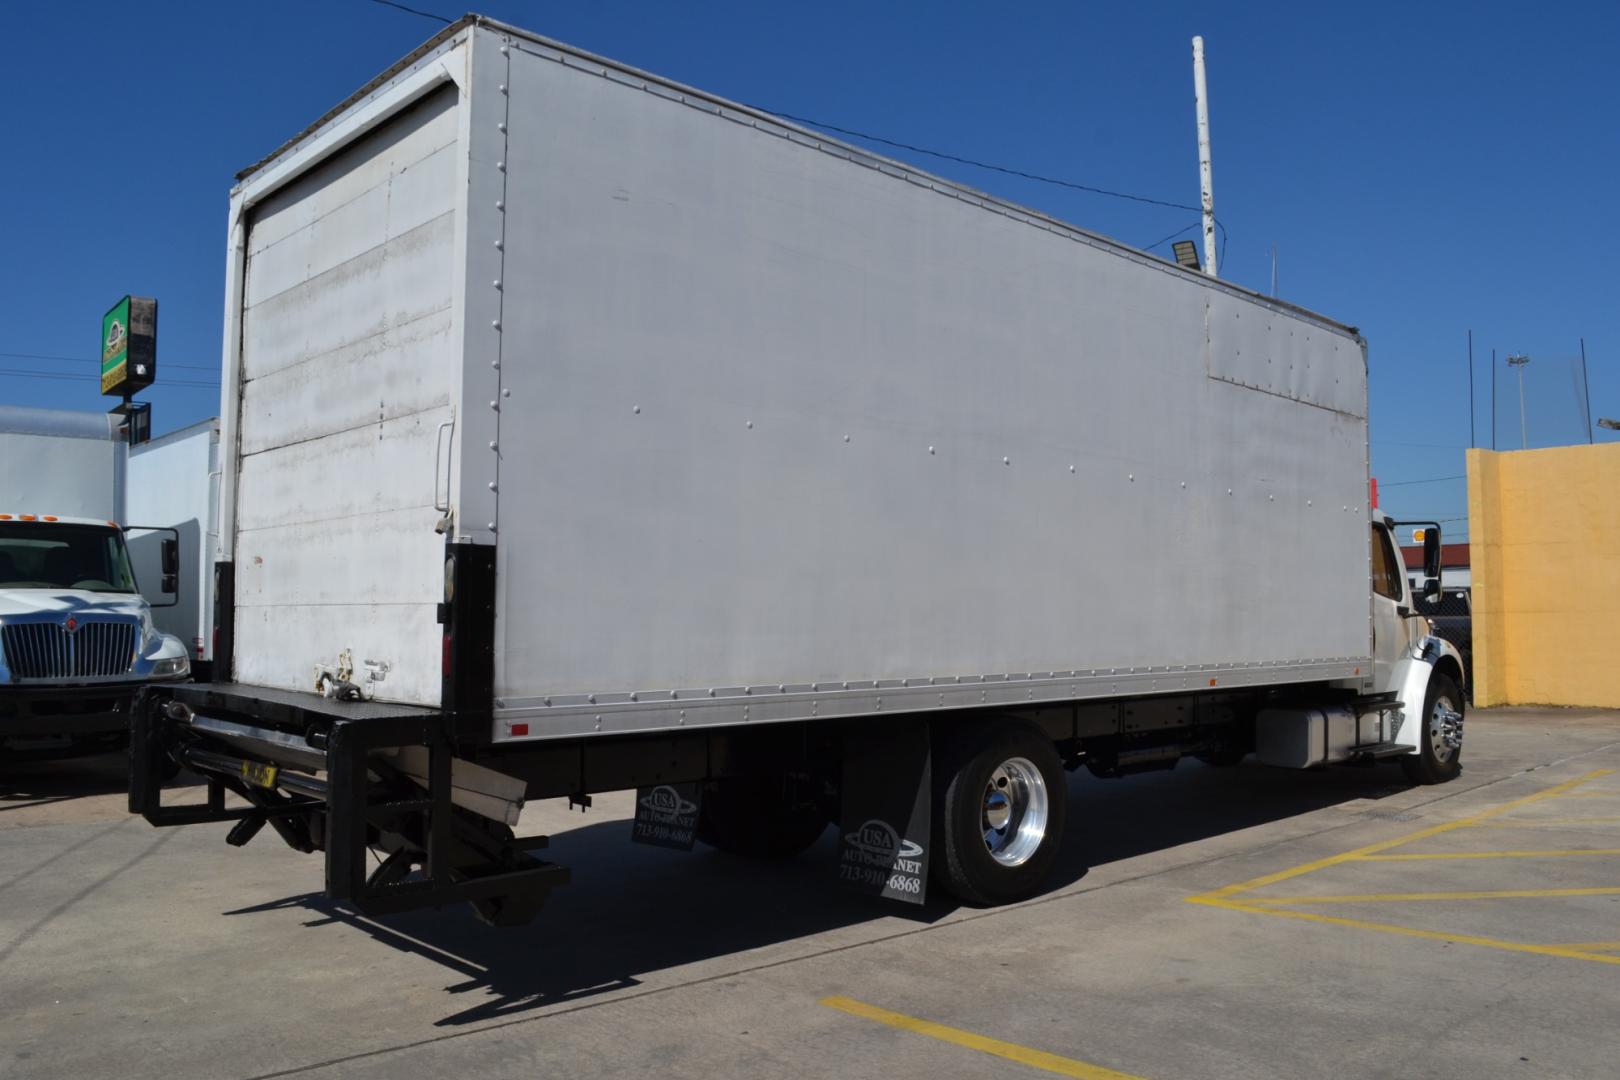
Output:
[1467, 443, 1620, 707]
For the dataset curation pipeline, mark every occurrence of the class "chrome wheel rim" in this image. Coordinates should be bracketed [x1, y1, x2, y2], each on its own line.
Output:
[981, 756, 1048, 867]
[1430, 695, 1463, 761]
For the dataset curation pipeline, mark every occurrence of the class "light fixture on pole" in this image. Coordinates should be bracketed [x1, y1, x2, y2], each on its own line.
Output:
[1599, 417, 1620, 431]
[1505, 353, 1530, 449]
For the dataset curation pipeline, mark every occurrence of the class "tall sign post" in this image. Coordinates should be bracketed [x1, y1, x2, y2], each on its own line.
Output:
[102, 295, 158, 445]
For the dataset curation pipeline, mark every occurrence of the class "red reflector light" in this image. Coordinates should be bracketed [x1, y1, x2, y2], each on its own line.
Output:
[510, 723, 530, 737]
[442, 633, 453, 677]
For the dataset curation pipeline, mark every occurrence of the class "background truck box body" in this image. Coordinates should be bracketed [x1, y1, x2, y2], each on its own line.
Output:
[126, 418, 220, 674]
[217, 19, 1371, 741]
[0, 406, 123, 521]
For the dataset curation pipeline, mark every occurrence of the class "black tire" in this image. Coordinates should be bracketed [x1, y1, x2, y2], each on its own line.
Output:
[1400, 672, 1464, 785]
[932, 722, 1066, 906]
[695, 774, 829, 858]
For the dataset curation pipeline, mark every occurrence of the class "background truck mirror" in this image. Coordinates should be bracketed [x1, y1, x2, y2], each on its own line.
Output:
[1423, 527, 1442, 580]
[126, 524, 183, 607]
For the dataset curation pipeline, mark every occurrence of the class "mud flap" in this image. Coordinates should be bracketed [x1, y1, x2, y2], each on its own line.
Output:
[630, 783, 703, 850]
[837, 719, 930, 905]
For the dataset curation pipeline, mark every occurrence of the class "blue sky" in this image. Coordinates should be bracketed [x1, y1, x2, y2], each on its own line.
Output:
[3, 1, 1616, 539]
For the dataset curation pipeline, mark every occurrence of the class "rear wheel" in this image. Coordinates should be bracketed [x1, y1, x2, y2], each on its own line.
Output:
[1401, 672, 1464, 785]
[695, 774, 829, 858]
[932, 723, 1066, 906]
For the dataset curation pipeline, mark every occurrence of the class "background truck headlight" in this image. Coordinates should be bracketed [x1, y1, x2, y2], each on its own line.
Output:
[151, 655, 190, 679]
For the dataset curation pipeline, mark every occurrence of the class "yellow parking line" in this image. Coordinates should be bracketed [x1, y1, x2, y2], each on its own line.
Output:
[1473, 817, 1620, 828]
[1558, 941, 1620, 953]
[1190, 769, 1614, 903]
[1232, 886, 1620, 905]
[1358, 848, 1620, 861]
[1196, 897, 1620, 966]
[820, 996, 1147, 1079]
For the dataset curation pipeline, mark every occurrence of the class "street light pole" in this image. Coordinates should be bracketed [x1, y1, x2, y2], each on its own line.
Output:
[1505, 354, 1530, 449]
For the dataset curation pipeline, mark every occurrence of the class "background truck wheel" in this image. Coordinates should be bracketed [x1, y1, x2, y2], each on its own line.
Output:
[696, 774, 829, 858]
[1401, 672, 1464, 785]
[932, 722, 1066, 906]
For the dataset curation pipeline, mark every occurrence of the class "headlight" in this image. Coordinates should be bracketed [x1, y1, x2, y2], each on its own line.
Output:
[151, 655, 190, 679]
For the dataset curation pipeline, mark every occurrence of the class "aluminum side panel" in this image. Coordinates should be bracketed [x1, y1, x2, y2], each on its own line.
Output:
[488, 47, 1369, 734]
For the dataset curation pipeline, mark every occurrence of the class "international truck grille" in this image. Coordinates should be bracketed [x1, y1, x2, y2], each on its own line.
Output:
[1, 620, 139, 680]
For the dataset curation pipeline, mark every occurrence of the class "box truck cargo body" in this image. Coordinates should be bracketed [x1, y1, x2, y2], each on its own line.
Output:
[135, 16, 1466, 923]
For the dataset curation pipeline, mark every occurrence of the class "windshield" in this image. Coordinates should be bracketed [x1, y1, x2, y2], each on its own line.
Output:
[0, 522, 139, 593]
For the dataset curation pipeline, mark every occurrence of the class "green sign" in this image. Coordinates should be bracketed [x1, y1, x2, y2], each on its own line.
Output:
[101, 296, 130, 393]
[100, 295, 157, 397]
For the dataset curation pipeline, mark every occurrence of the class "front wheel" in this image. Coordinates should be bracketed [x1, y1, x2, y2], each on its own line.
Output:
[1401, 672, 1464, 785]
[932, 723, 1066, 906]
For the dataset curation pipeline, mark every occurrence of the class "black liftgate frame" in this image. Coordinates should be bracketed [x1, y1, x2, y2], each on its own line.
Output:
[130, 542, 568, 924]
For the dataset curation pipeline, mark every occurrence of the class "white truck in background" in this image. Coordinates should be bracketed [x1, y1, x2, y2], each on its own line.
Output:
[132, 16, 1466, 925]
[126, 418, 221, 681]
[0, 405, 193, 759]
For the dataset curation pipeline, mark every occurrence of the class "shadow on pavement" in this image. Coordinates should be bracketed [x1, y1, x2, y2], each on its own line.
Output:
[0, 750, 204, 816]
[223, 757, 1413, 1027]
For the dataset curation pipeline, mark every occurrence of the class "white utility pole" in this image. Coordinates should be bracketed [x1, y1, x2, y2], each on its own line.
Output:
[1506, 353, 1531, 449]
[1192, 35, 1217, 278]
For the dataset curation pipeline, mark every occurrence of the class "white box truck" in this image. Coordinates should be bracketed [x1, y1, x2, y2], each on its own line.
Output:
[126, 418, 221, 680]
[1, 406, 193, 758]
[133, 16, 1465, 924]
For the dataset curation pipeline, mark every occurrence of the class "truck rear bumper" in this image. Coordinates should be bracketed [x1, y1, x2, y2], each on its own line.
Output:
[130, 683, 567, 926]
[0, 684, 138, 738]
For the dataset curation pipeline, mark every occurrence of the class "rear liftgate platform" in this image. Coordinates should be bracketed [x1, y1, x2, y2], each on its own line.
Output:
[130, 683, 568, 926]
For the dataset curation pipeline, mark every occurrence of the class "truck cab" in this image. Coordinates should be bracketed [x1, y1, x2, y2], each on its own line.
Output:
[1368, 510, 1467, 783]
[0, 515, 191, 758]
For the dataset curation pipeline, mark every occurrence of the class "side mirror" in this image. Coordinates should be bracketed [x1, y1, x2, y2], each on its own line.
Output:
[1422, 578, 1441, 602]
[1422, 527, 1442, 580]
[162, 572, 179, 594]
[161, 537, 180, 576]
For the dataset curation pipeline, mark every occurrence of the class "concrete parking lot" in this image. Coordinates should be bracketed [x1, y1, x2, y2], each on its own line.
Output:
[3, 707, 1618, 1080]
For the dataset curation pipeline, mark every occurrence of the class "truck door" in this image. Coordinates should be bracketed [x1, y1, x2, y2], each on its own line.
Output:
[1369, 521, 1415, 690]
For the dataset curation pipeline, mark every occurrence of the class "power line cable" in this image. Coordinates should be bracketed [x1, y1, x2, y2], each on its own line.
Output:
[0, 367, 219, 389]
[1380, 475, 1466, 488]
[364, 0, 450, 23]
[1141, 221, 1200, 252]
[754, 106, 1231, 260]
[0, 350, 218, 374]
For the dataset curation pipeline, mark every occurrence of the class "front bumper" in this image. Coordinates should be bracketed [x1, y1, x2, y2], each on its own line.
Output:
[0, 682, 140, 738]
